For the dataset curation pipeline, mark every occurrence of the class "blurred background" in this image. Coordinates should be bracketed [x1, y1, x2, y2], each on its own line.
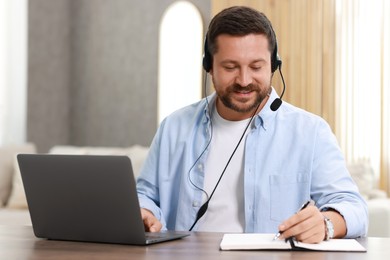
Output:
[1, 0, 389, 194]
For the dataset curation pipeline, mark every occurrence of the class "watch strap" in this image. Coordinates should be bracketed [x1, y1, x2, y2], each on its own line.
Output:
[324, 216, 334, 240]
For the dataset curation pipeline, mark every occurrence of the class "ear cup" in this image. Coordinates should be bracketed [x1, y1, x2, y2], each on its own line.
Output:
[202, 36, 212, 72]
[271, 41, 282, 73]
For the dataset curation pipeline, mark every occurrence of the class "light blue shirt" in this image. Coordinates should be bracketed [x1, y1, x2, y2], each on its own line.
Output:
[136, 88, 368, 238]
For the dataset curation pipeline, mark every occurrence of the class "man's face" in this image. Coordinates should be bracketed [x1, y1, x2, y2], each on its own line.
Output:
[210, 34, 273, 121]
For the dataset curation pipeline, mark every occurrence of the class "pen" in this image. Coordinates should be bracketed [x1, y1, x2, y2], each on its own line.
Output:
[273, 200, 314, 241]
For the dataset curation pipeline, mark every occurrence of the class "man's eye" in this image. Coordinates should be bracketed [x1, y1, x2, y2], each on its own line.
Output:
[224, 66, 236, 71]
[251, 66, 262, 71]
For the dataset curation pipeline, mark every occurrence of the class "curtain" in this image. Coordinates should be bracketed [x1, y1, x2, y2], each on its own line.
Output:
[335, 0, 390, 194]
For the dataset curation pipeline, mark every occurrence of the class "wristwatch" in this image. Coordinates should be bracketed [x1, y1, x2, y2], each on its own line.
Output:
[324, 216, 334, 241]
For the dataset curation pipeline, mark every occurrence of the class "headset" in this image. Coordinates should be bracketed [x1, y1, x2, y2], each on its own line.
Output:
[202, 34, 281, 74]
[202, 28, 285, 112]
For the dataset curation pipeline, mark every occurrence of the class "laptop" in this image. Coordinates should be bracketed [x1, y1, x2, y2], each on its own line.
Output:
[17, 154, 189, 245]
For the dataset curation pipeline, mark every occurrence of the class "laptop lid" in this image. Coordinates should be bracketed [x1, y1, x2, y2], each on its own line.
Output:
[17, 154, 189, 245]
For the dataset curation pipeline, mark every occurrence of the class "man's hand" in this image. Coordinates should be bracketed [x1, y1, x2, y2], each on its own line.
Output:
[277, 205, 346, 244]
[141, 208, 162, 232]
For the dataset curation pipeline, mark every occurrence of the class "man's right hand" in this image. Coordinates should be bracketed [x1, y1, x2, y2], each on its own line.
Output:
[141, 208, 162, 232]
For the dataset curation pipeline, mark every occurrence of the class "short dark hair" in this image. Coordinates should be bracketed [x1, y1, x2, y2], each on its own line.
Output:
[205, 6, 277, 65]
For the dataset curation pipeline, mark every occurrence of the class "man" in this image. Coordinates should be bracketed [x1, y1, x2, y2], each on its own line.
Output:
[137, 6, 368, 243]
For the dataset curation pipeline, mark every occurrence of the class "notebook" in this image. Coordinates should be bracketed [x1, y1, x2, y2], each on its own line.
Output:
[17, 154, 189, 245]
[220, 234, 366, 252]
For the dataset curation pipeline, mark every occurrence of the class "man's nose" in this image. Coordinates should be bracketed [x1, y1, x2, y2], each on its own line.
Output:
[235, 68, 253, 87]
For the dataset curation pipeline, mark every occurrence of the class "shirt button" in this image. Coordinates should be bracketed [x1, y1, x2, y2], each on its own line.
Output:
[197, 164, 203, 171]
[192, 201, 200, 207]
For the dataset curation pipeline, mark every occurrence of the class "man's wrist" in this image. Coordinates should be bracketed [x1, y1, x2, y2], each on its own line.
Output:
[324, 216, 334, 240]
[321, 207, 347, 239]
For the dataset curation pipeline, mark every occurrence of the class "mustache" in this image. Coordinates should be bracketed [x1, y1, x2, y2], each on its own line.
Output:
[229, 83, 259, 92]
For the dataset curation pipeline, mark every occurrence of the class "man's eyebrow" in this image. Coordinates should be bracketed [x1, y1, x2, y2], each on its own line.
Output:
[220, 59, 238, 64]
[250, 59, 267, 64]
[220, 59, 266, 64]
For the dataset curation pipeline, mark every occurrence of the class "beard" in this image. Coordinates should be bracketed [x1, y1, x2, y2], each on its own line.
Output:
[213, 81, 271, 114]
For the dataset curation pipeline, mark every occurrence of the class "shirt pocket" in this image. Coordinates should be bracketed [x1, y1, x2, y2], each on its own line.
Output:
[269, 173, 310, 222]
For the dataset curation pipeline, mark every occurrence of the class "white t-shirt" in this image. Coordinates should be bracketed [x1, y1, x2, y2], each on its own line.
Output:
[197, 107, 251, 232]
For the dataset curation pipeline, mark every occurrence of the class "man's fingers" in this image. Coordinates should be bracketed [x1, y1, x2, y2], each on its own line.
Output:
[278, 206, 325, 243]
[141, 208, 162, 232]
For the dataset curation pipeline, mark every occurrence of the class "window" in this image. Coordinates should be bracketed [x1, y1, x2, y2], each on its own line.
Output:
[158, 1, 203, 124]
[0, 0, 27, 145]
[0, 0, 7, 144]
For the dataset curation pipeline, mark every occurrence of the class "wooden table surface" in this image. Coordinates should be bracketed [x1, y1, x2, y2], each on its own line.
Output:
[1, 225, 389, 260]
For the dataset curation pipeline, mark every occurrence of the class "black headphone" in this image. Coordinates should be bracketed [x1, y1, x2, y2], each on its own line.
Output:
[202, 31, 285, 112]
[202, 33, 282, 73]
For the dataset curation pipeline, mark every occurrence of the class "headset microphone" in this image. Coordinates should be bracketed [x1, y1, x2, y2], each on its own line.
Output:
[270, 60, 286, 111]
[270, 98, 282, 111]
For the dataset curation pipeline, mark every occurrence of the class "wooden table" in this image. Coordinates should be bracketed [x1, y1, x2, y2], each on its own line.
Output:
[0, 225, 388, 259]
